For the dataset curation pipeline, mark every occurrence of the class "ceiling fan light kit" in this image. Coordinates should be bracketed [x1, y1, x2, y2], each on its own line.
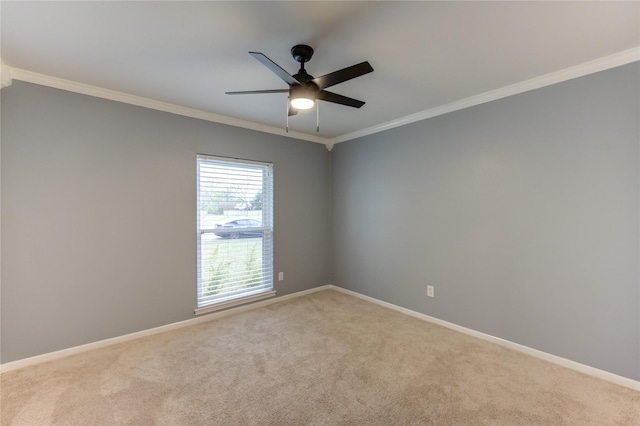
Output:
[289, 85, 316, 110]
[290, 97, 314, 110]
[226, 44, 373, 131]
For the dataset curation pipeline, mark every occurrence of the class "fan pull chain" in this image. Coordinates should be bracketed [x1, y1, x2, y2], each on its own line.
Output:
[286, 97, 289, 133]
[316, 101, 319, 132]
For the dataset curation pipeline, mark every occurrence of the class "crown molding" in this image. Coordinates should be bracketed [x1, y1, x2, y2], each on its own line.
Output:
[7, 46, 638, 148]
[8, 68, 328, 145]
[1, 60, 12, 88]
[330, 47, 640, 145]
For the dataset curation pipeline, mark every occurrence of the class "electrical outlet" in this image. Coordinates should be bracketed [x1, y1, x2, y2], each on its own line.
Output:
[427, 285, 434, 298]
[278, 272, 284, 281]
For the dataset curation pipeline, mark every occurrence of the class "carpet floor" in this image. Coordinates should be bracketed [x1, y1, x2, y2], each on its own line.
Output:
[1, 289, 638, 425]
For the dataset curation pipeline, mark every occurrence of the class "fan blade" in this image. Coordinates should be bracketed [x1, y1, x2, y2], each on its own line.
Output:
[249, 52, 301, 86]
[317, 90, 365, 108]
[226, 89, 289, 95]
[288, 106, 298, 116]
[312, 61, 373, 90]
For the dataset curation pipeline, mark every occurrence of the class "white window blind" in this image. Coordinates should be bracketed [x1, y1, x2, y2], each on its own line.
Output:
[196, 155, 274, 313]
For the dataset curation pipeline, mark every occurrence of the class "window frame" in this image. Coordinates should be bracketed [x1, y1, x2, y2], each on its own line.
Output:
[195, 154, 275, 315]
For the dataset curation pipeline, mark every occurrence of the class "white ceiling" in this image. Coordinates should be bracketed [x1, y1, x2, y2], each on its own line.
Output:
[1, 1, 639, 145]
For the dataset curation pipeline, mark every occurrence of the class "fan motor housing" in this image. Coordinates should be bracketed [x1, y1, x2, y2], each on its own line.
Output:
[293, 69, 314, 83]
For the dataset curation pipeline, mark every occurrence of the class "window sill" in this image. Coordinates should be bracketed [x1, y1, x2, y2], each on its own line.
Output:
[194, 289, 277, 316]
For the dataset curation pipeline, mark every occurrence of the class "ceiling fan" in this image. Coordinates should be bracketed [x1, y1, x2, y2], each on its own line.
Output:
[226, 44, 373, 129]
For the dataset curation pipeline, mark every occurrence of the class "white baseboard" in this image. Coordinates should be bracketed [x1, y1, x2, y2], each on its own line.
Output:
[0, 285, 331, 374]
[327, 285, 640, 391]
[2, 283, 638, 392]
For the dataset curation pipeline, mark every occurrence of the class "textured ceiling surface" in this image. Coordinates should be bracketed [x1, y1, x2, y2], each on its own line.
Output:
[2, 1, 638, 141]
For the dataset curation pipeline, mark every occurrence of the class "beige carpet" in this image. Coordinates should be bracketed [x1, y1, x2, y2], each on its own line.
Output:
[1, 289, 638, 425]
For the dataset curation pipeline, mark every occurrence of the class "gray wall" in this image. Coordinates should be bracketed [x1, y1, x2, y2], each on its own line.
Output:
[3, 63, 639, 382]
[1, 82, 331, 363]
[332, 63, 639, 381]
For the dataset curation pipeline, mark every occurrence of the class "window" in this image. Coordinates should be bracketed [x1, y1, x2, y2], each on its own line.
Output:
[196, 155, 274, 314]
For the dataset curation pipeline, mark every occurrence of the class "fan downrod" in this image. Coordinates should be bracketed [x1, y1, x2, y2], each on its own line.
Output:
[291, 44, 314, 64]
